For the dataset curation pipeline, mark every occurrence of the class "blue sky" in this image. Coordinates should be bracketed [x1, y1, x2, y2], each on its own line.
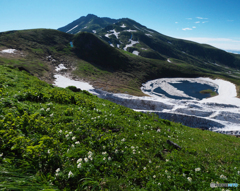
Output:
[1, 0, 240, 51]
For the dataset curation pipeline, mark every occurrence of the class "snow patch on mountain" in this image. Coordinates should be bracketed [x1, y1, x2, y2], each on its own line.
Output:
[55, 64, 67, 72]
[120, 24, 126, 28]
[92, 30, 96, 33]
[132, 50, 140, 55]
[66, 25, 78, 33]
[1, 49, 16, 54]
[124, 29, 138, 32]
[145, 34, 152, 37]
[123, 39, 139, 51]
[109, 29, 120, 39]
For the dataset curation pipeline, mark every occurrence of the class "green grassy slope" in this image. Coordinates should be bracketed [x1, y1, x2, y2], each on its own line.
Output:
[0, 65, 240, 190]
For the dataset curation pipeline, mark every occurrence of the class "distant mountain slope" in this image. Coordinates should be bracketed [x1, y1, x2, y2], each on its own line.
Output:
[58, 14, 240, 69]
[58, 14, 119, 34]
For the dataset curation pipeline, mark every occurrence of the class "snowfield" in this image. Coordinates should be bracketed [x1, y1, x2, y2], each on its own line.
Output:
[123, 39, 139, 51]
[1, 49, 16, 53]
[132, 50, 140, 55]
[53, 74, 240, 135]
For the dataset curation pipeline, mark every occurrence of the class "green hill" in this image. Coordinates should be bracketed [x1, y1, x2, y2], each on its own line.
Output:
[1, 29, 240, 97]
[0, 65, 240, 190]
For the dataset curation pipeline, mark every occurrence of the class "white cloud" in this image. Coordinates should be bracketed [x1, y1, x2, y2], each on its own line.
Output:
[186, 18, 192, 20]
[175, 22, 178, 24]
[202, 21, 208, 23]
[182, 28, 192, 31]
[192, 26, 196, 28]
[196, 17, 208, 19]
[179, 37, 240, 51]
[195, 21, 200, 24]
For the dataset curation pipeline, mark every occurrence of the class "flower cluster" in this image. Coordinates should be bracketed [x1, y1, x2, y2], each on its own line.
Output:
[195, 167, 201, 172]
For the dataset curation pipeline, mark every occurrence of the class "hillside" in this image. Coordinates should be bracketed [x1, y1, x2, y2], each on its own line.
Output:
[0, 65, 240, 190]
[1, 29, 240, 97]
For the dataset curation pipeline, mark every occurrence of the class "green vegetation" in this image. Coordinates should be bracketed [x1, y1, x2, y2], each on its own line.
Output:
[200, 89, 218, 97]
[0, 65, 240, 190]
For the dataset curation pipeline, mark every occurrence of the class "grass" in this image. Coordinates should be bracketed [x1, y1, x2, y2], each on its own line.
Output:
[199, 89, 218, 97]
[0, 65, 240, 190]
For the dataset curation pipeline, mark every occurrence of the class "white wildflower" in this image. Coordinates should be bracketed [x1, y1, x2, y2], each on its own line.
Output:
[72, 136, 76, 141]
[71, 144, 74, 147]
[167, 175, 171, 179]
[153, 175, 156, 178]
[0, 153, 3, 157]
[88, 151, 93, 156]
[121, 138, 125, 142]
[220, 175, 227, 180]
[46, 108, 50, 111]
[56, 168, 60, 173]
[108, 157, 111, 160]
[102, 152, 107, 155]
[50, 113, 54, 117]
[131, 146, 135, 149]
[77, 163, 82, 168]
[69, 132, 72, 135]
[195, 167, 201, 172]
[238, 171, 240, 175]
[84, 158, 88, 162]
[157, 129, 161, 132]
[59, 130, 62, 133]
[75, 141, 80, 144]
[183, 173, 186, 177]
[166, 159, 169, 162]
[103, 157, 106, 160]
[77, 158, 82, 163]
[115, 149, 118, 153]
[68, 171, 73, 178]
[187, 177, 192, 182]
[48, 150, 50, 154]
[149, 160, 152, 163]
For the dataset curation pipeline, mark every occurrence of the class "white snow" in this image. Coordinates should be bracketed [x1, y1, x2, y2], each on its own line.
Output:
[83, 26, 87, 29]
[198, 77, 240, 106]
[124, 29, 137, 32]
[120, 24, 126, 28]
[53, 75, 240, 135]
[167, 59, 172, 63]
[92, 30, 96, 33]
[53, 75, 94, 91]
[1, 49, 16, 53]
[109, 29, 120, 39]
[66, 25, 78, 33]
[55, 64, 67, 72]
[123, 40, 139, 51]
[110, 44, 114, 47]
[105, 33, 112, 38]
[105, 29, 120, 39]
[141, 48, 147, 50]
[117, 44, 120, 48]
[145, 34, 152, 37]
[132, 50, 140, 55]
